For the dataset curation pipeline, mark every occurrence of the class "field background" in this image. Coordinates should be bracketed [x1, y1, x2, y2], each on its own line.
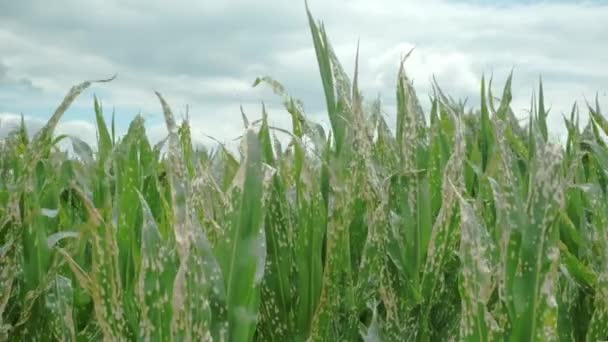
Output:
[2, 5, 608, 342]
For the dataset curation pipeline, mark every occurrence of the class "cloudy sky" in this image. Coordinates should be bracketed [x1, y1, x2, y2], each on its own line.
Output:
[1, 0, 607, 148]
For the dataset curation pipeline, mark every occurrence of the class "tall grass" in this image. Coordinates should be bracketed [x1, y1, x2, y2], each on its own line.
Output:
[2, 6, 608, 341]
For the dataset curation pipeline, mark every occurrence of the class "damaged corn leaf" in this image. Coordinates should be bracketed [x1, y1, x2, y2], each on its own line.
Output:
[135, 191, 176, 341]
[456, 193, 499, 341]
[45, 275, 76, 341]
[509, 142, 564, 341]
[156, 91, 228, 340]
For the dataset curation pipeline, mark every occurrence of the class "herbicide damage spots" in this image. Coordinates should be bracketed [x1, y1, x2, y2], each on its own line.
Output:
[40, 208, 59, 218]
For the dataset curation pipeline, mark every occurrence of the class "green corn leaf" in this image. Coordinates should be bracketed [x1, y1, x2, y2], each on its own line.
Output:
[479, 75, 494, 172]
[306, 3, 344, 154]
[215, 129, 270, 341]
[94, 96, 113, 162]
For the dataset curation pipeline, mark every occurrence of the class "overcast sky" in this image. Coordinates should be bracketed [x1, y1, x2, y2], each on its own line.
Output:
[1, 0, 607, 148]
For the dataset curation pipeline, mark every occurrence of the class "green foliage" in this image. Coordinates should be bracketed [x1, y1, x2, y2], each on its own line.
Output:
[1, 8, 607, 342]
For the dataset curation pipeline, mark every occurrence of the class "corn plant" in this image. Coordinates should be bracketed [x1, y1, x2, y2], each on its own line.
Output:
[1, 6, 608, 342]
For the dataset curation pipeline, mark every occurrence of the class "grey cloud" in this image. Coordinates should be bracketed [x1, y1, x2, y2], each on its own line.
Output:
[0, 1, 309, 79]
[0, 61, 42, 93]
[0, 0, 606, 146]
[0, 62, 6, 79]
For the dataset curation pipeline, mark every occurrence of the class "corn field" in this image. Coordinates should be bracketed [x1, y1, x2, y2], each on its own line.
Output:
[1, 8, 608, 342]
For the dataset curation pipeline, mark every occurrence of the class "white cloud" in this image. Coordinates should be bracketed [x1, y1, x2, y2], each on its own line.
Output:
[0, 112, 97, 149]
[0, 112, 45, 138]
[55, 120, 98, 146]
